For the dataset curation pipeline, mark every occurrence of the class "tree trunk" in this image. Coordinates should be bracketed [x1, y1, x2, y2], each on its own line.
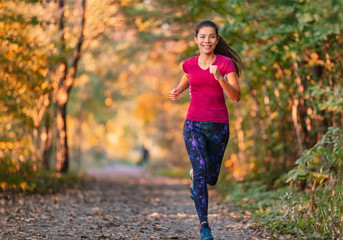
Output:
[291, 98, 304, 154]
[56, 103, 69, 172]
[55, 0, 86, 172]
[42, 109, 53, 170]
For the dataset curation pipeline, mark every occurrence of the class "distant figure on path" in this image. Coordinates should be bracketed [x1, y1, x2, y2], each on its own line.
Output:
[137, 144, 149, 166]
[169, 20, 244, 240]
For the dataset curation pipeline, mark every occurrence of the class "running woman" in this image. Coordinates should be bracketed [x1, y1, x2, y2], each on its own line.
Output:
[168, 20, 244, 240]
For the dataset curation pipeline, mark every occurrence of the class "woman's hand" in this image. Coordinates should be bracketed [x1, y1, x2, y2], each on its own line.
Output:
[169, 88, 180, 101]
[169, 74, 189, 101]
[210, 65, 241, 102]
[209, 65, 225, 81]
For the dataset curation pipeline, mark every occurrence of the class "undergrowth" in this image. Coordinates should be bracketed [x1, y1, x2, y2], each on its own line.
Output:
[0, 157, 80, 194]
[219, 127, 343, 239]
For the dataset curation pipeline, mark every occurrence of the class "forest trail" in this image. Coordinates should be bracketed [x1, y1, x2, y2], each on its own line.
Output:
[0, 165, 268, 240]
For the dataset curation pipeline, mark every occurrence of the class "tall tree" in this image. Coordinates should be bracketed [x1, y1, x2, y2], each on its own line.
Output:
[55, 0, 86, 172]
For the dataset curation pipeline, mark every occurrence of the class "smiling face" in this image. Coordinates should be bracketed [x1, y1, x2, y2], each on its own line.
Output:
[194, 26, 219, 55]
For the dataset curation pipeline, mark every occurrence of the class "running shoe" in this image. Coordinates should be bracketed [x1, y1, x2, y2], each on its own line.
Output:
[200, 222, 213, 240]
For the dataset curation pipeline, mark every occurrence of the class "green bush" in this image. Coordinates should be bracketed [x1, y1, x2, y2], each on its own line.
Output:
[221, 127, 343, 239]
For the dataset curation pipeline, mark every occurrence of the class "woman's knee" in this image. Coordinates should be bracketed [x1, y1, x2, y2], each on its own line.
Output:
[193, 172, 206, 181]
[207, 178, 218, 186]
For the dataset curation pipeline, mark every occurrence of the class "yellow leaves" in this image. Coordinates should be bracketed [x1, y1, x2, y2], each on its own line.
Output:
[76, 74, 90, 87]
[134, 93, 160, 123]
[308, 52, 319, 66]
[188, 40, 195, 47]
[118, 71, 129, 83]
[175, 11, 183, 17]
[41, 81, 49, 90]
[0, 141, 17, 150]
[135, 17, 153, 32]
[270, 45, 278, 52]
[270, 111, 278, 120]
[213, 16, 224, 26]
[39, 68, 48, 77]
[89, 135, 99, 146]
[224, 155, 235, 168]
[274, 72, 281, 79]
[120, 0, 132, 6]
[313, 155, 319, 164]
[9, 21, 21, 31]
[20, 182, 28, 191]
[0, 181, 30, 191]
[9, 43, 19, 52]
[5, 51, 15, 61]
[224, 154, 246, 181]
[0, 182, 6, 191]
[283, 69, 292, 75]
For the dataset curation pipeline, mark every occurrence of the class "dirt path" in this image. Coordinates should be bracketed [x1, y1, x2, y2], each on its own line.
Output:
[0, 165, 268, 239]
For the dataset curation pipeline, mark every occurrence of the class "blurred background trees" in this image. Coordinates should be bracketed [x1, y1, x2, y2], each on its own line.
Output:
[1, 0, 342, 190]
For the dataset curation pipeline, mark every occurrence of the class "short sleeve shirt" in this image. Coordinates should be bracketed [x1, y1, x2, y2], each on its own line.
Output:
[182, 54, 236, 123]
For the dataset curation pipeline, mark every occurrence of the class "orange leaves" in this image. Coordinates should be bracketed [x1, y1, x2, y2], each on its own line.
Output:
[308, 52, 319, 66]
[120, 0, 132, 7]
[0, 141, 17, 151]
[104, 97, 113, 106]
[133, 93, 160, 123]
[224, 154, 246, 181]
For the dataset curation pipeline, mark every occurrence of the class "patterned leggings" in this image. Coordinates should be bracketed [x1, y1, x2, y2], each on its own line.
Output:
[183, 120, 230, 223]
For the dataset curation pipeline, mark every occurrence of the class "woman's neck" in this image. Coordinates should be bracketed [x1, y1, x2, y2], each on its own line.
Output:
[198, 53, 216, 65]
[198, 53, 216, 69]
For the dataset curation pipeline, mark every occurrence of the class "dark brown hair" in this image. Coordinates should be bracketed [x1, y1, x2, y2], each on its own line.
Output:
[195, 20, 244, 77]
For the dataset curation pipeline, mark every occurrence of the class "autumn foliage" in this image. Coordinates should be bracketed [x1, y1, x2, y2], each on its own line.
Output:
[1, 0, 342, 194]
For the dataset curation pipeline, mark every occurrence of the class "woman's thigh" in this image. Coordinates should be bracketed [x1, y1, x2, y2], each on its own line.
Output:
[183, 120, 208, 175]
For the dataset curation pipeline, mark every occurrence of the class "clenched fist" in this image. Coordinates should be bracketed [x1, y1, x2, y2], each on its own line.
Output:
[169, 88, 180, 101]
[209, 65, 224, 81]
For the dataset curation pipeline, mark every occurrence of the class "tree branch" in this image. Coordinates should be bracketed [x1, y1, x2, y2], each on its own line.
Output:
[66, 0, 86, 94]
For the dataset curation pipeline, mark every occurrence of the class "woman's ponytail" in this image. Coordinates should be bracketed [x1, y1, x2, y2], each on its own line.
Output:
[215, 36, 244, 77]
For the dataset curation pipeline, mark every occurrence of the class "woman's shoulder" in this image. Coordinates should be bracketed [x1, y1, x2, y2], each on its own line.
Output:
[216, 54, 236, 73]
[182, 56, 198, 74]
[183, 56, 198, 65]
[216, 54, 233, 63]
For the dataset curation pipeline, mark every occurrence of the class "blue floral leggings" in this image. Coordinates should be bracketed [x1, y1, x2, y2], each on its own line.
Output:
[183, 120, 230, 223]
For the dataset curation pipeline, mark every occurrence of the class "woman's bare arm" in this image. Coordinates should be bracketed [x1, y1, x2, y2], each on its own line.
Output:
[169, 74, 189, 101]
[209, 65, 240, 102]
[218, 72, 241, 102]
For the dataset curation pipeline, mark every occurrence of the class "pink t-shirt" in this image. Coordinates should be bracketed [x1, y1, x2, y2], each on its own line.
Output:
[182, 54, 236, 123]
